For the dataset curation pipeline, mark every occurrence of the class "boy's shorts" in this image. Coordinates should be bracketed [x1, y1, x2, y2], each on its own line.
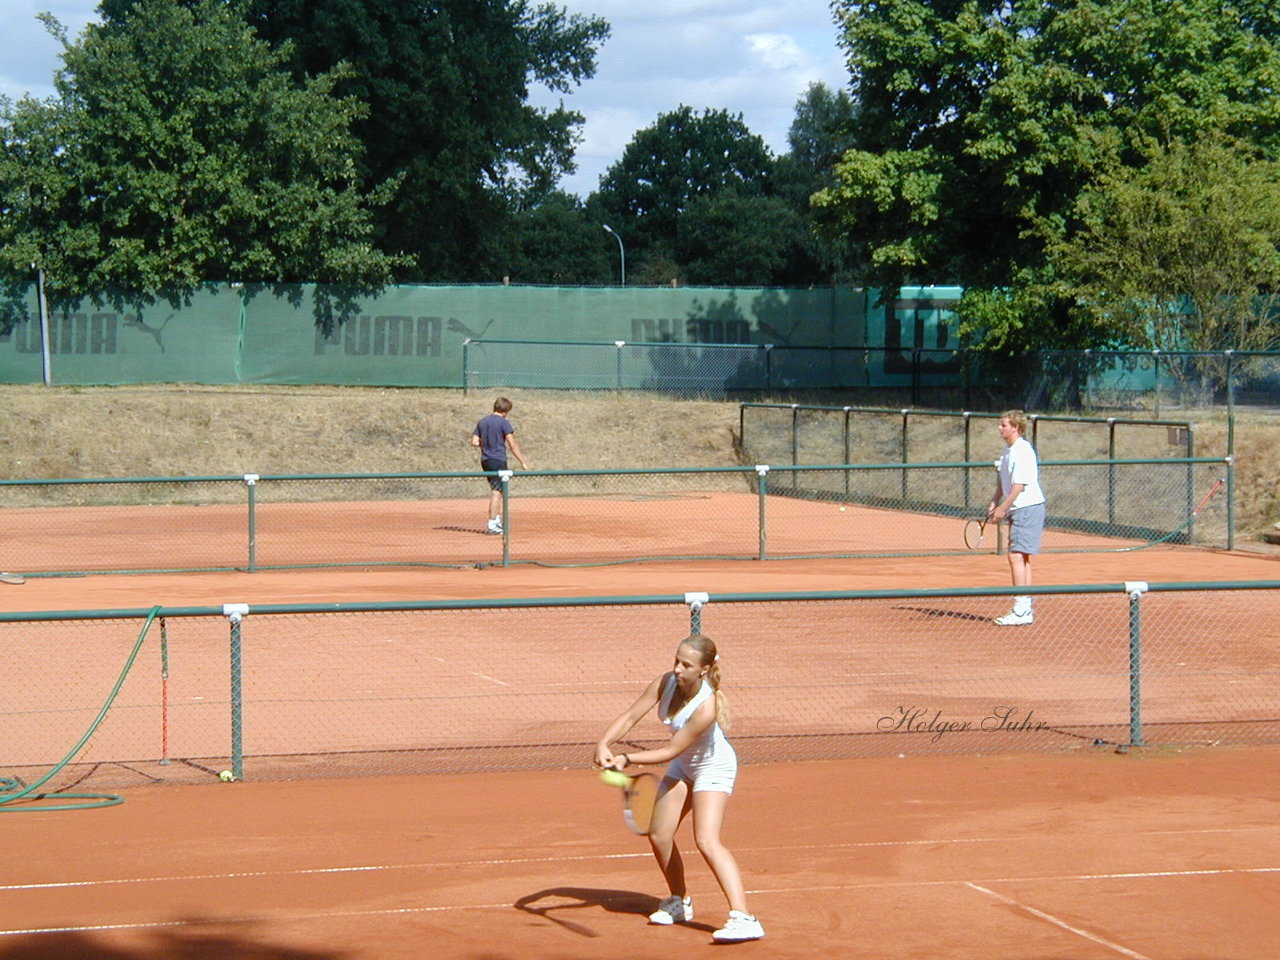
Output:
[480, 457, 507, 490]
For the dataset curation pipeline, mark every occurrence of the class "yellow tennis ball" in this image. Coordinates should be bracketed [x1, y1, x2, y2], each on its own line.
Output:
[218, 770, 235, 782]
[838, 506, 846, 512]
[598, 768, 629, 788]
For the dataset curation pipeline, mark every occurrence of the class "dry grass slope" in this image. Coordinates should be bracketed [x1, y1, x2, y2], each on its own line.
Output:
[2, 383, 1278, 543]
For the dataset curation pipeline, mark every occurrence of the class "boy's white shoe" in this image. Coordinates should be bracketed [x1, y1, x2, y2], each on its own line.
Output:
[712, 910, 765, 942]
[648, 895, 692, 925]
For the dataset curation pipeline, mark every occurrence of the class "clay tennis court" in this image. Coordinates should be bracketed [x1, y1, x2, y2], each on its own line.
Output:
[3, 495, 1279, 959]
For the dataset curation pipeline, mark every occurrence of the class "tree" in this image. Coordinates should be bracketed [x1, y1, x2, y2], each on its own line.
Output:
[245, 0, 608, 281]
[98, 0, 610, 281]
[1050, 133, 1280, 355]
[0, 0, 404, 318]
[817, 0, 1280, 350]
[675, 191, 807, 286]
[773, 82, 860, 285]
[507, 191, 611, 284]
[595, 106, 774, 276]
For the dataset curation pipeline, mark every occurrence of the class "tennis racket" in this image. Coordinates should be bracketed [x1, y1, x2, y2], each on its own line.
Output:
[0, 572, 25, 585]
[598, 768, 660, 835]
[963, 517, 989, 550]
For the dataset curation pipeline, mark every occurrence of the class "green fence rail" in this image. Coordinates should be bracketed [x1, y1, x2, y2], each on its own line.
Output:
[739, 403, 1198, 467]
[3, 581, 1277, 803]
[1, 457, 1234, 577]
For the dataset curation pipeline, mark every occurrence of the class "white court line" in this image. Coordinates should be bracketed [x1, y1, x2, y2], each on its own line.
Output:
[0, 852, 649, 892]
[4, 867, 1279, 940]
[3, 825, 1273, 893]
[966, 882, 1153, 960]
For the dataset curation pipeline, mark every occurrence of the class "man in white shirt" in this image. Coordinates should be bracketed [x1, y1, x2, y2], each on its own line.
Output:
[988, 409, 1046, 625]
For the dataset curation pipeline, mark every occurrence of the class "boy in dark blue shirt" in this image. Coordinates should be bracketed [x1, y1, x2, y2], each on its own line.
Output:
[471, 397, 529, 534]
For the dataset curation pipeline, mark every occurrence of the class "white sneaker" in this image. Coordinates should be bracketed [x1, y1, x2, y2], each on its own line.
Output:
[994, 610, 1034, 625]
[712, 910, 765, 942]
[486, 518, 503, 535]
[648, 895, 692, 925]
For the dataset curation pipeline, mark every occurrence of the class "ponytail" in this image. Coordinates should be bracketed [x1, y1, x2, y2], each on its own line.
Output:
[684, 633, 731, 730]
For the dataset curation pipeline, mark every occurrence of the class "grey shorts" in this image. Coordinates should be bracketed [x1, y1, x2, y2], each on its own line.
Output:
[1008, 501, 1045, 554]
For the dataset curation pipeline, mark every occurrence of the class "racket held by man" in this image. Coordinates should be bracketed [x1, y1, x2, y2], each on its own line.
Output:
[598, 767, 660, 835]
[963, 516, 990, 550]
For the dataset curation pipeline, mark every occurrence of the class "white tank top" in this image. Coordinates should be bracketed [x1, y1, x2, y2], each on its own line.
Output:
[658, 674, 732, 765]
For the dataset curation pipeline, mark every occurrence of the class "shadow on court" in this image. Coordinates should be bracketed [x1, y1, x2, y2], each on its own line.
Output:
[514, 886, 682, 938]
[890, 604, 995, 621]
[0, 928, 343, 959]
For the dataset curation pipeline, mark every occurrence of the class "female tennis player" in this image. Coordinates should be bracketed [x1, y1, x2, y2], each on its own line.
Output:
[594, 633, 765, 943]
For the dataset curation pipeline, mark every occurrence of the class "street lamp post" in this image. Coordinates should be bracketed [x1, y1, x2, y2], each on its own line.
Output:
[602, 224, 625, 286]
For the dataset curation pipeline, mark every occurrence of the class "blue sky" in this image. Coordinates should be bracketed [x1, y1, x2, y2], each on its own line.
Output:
[1, 0, 852, 196]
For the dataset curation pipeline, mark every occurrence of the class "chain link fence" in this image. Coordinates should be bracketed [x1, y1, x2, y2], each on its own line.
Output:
[740, 404, 1199, 468]
[1, 456, 1234, 576]
[465, 339, 1280, 415]
[4, 583, 1278, 804]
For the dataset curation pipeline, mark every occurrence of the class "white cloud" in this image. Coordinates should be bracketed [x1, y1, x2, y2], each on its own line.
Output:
[747, 33, 807, 72]
[0, 1, 99, 101]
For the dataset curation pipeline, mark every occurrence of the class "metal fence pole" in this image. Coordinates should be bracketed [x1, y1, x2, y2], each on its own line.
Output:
[244, 474, 259, 572]
[225, 604, 249, 781]
[686, 592, 709, 634]
[755, 465, 769, 560]
[790, 405, 799, 466]
[900, 408, 910, 503]
[1126, 582, 1147, 748]
[500, 470, 513, 567]
[1107, 420, 1117, 527]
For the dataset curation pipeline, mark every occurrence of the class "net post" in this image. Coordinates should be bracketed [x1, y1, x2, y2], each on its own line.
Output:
[499, 470, 513, 567]
[224, 604, 250, 781]
[684, 592, 710, 634]
[755, 465, 770, 560]
[243, 474, 259, 572]
[1124, 582, 1148, 749]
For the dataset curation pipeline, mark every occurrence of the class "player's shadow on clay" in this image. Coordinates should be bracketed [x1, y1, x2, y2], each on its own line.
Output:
[892, 605, 993, 621]
[514, 887, 715, 937]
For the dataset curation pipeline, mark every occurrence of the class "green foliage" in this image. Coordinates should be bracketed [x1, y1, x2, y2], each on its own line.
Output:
[239, 0, 609, 280]
[774, 82, 862, 285]
[1049, 133, 1280, 352]
[820, 0, 1280, 347]
[507, 191, 612, 284]
[596, 106, 774, 274]
[0, 0, 405, 316]
[675, 192, 807, 286]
